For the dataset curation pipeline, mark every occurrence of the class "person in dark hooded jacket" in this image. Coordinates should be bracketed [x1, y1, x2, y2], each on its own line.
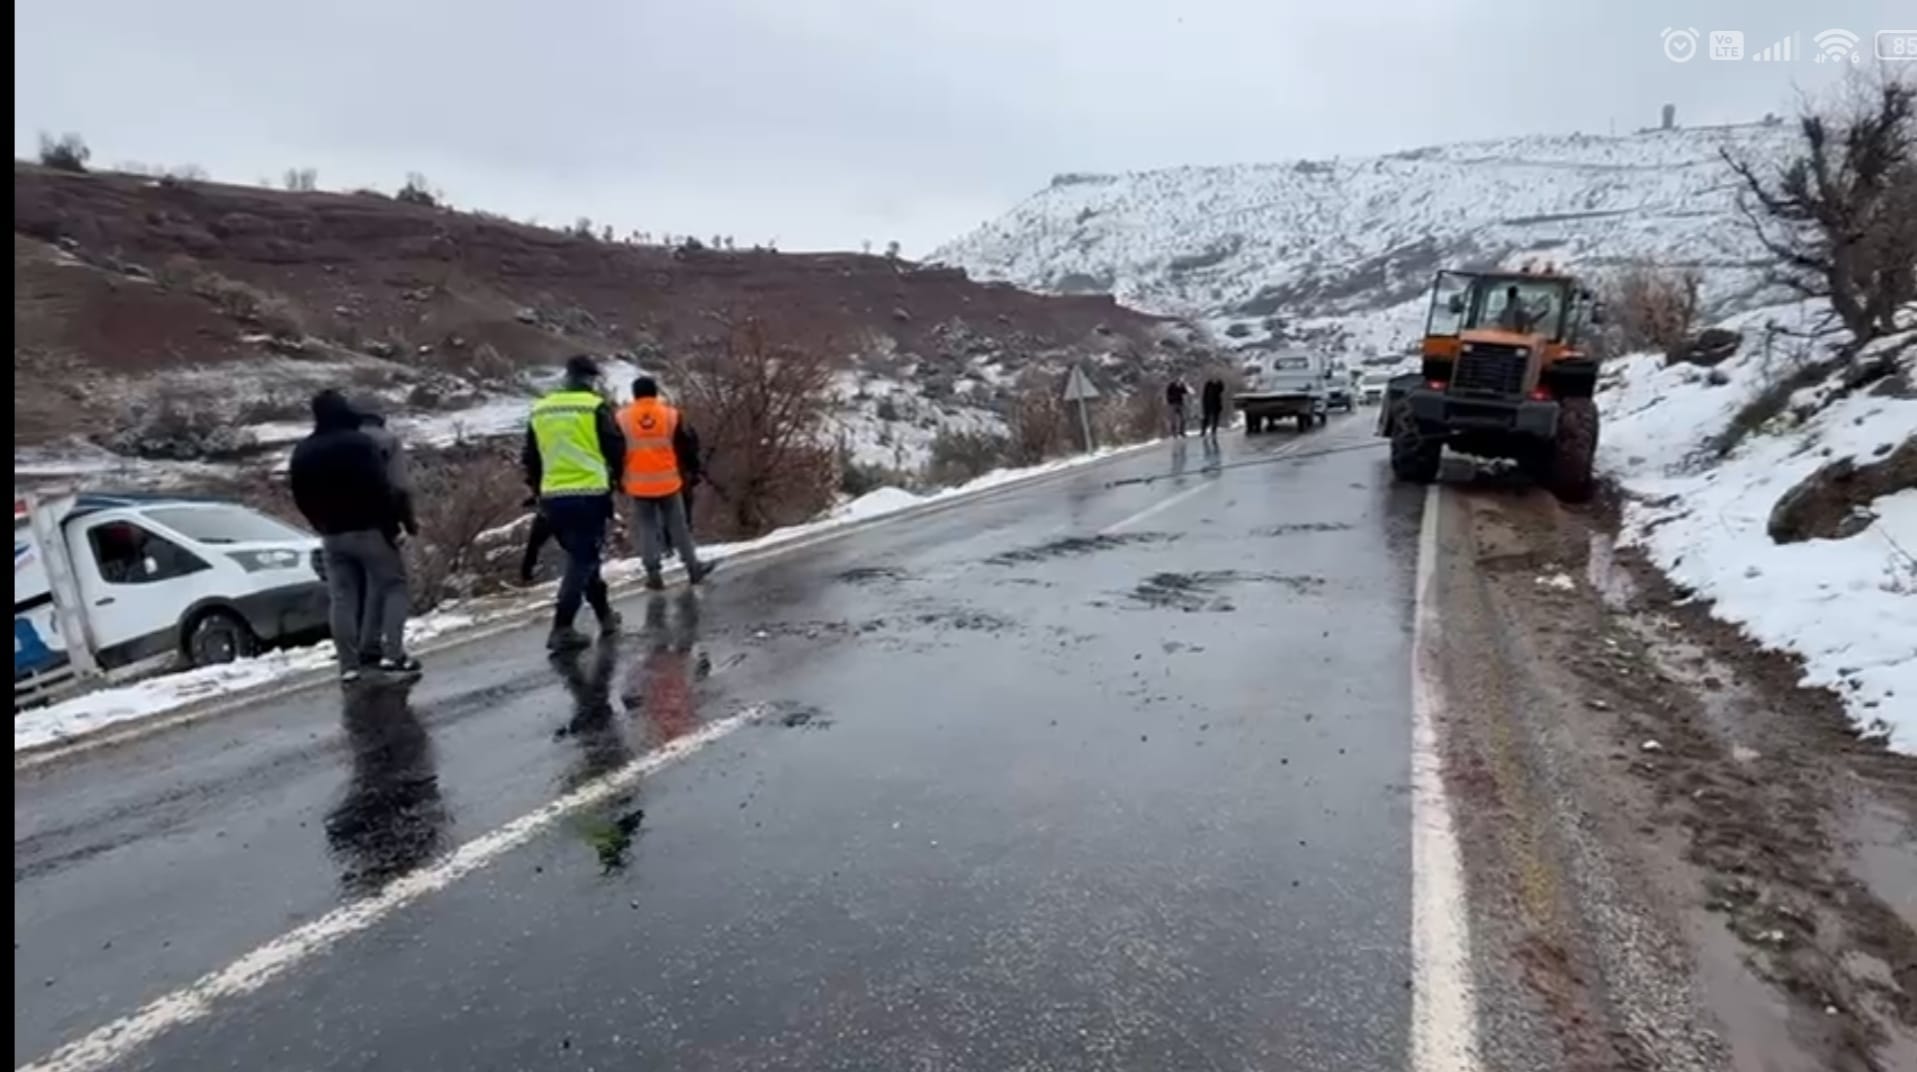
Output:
[289, 390, 418, 681]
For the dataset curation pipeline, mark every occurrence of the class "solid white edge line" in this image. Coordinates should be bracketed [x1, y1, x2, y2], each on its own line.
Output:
[1410, 483, 1484, 1071]
[16, 705, 766, 1072]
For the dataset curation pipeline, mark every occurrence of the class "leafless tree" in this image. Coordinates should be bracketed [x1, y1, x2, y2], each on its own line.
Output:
[38, 131, 90, 172]
[1599, 265, 1702, 354]
[1724, 70, 1917, 345]
[282, 167, 318, 191]
[671, 318, 840, 538]
[396, 172, 440, 207]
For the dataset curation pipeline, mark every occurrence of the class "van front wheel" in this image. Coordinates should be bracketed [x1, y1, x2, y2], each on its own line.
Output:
[184, 608, 258, 667]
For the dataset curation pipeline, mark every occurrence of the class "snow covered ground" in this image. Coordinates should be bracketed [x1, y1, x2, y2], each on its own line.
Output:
[13, 440, 1157, 753]
[1598, 311, 1917, 752]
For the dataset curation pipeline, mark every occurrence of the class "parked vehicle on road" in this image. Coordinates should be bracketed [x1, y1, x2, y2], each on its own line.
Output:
[14, 493, 328, 707]
[1359, 371, 1391, 404]
[1235, 351, 1333, 434]
[1326, 361, 1356, 413]
[1376, 266, 1602, 501]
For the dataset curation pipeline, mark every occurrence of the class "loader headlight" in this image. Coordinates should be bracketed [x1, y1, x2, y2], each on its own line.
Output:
[227, 548, 304, 572]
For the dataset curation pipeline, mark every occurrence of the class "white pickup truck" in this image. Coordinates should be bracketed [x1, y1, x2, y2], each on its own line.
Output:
[15, 493, 329, 707]
[1235, 351, 1333, 434]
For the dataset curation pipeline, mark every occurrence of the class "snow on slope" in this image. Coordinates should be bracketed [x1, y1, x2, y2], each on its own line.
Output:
[1599, 313, 1917, 752]
[933, 124, 1794, 351]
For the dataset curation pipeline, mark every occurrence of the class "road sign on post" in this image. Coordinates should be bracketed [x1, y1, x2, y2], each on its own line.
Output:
[1061, 365, 1100, 452]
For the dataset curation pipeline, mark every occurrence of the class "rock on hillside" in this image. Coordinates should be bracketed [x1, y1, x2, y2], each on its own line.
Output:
[932, 124, 1795, 357]
[13, 164, 1201, 458]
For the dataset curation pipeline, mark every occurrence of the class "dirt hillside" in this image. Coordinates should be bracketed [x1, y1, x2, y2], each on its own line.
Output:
[14, 163, 1197, 449]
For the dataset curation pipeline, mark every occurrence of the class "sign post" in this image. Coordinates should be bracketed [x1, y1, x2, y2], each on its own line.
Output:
[1061, 365, 1101, 452]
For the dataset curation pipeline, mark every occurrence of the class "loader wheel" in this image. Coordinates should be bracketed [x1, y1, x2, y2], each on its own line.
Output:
[1388, 400, 1441, 483]
[1549, 398, 1599, 504]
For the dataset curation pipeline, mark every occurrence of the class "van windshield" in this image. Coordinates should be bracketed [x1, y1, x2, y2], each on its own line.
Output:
[1274, 357, 1309, 370]
[146, 506, 309, 545]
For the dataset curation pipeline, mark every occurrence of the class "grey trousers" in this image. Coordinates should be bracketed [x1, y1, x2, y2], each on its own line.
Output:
[322, 530, 410, 664]
[632, 494, 699, 574]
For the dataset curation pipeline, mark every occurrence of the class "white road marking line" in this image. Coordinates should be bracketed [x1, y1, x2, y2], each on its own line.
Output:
[1099, 479, 1216, 534]
[1410, 484, 1485, 1072]
[17, 706, 767, 1072]
[1098, 428, 1345, 535]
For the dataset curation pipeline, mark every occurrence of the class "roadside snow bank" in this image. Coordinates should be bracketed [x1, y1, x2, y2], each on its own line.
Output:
[14, 440, 1155, 753]
[1598, 325, 1917, 752]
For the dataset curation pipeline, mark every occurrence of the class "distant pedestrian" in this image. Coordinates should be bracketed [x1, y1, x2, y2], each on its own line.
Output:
[524, 355, 626, 651]
[290, 390, 418, 682]
[1165, 378, 1190, 438]
[1200, 377, 1226, 438]
[618, 376, 711, 590]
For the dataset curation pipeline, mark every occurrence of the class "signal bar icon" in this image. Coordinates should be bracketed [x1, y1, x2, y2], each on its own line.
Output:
[1751, 35, 1796, 62]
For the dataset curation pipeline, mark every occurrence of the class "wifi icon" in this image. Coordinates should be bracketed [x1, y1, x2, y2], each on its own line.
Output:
[1814, 28, 1861, 63]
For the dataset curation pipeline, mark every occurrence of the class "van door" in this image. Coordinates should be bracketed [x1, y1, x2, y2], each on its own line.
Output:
[70, 515, 219, 668]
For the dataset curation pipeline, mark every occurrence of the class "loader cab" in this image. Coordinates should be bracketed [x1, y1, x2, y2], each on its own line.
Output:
[1422, 269, 1590, 361]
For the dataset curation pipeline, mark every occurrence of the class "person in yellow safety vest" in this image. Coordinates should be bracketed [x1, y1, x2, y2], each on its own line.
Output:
[616, 375, 711, 590]
[522, 355, 627, 651]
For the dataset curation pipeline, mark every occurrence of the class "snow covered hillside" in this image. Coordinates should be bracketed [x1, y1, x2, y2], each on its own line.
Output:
[1598, 306, 1917, 752]
[933, 124, 1794, 355]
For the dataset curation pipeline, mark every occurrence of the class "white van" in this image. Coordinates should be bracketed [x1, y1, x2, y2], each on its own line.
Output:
[15, 493, 328, 706]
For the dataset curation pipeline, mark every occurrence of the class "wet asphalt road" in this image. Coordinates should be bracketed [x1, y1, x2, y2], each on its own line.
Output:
[15, 415, 1428, 1071]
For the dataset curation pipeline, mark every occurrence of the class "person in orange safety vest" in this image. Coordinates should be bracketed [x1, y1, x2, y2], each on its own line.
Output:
[616, 376, 711, 590]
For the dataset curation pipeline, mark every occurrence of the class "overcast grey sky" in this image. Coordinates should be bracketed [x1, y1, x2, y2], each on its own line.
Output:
[14, 1, 1907, 253]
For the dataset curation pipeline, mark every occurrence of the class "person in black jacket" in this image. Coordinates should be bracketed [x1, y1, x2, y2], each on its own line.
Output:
[289, 390, 418, 681]
[1165, 378, 1191, 438]
[1200, 377, 1227, 438]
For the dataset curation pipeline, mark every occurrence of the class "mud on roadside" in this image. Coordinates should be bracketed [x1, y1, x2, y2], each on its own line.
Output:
[1438, 483, 1917, 1072]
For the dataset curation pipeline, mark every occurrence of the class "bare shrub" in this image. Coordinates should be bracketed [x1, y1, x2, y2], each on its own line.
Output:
[1599, 266, 1701, 354]
[1724, 70, 1917, 346]
[231, 394, 313, 425]
[282, 167, 318, 192]
[673, 318, 840, 539]
[38, 132, 90, 173]
[464, 342, 516, 385]
[1116, 388, 1168, 442]
[187, 269, 307, 338]
[839, 454, 916, 497]
[396, 172, 440, 207]
[404, 448, 527, 611]
[927, 429, 1010, 486]
[1007, 381, 1075, 464]
[98, 388, 257, 460]
[1707, 343, 1848, 459]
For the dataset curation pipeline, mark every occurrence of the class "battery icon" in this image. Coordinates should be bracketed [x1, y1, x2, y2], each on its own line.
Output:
[1877, 30, 1917, 60]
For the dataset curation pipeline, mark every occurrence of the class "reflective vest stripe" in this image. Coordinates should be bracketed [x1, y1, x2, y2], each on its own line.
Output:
[531, 390, 611, 496]
[617, 400, 684, 498]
